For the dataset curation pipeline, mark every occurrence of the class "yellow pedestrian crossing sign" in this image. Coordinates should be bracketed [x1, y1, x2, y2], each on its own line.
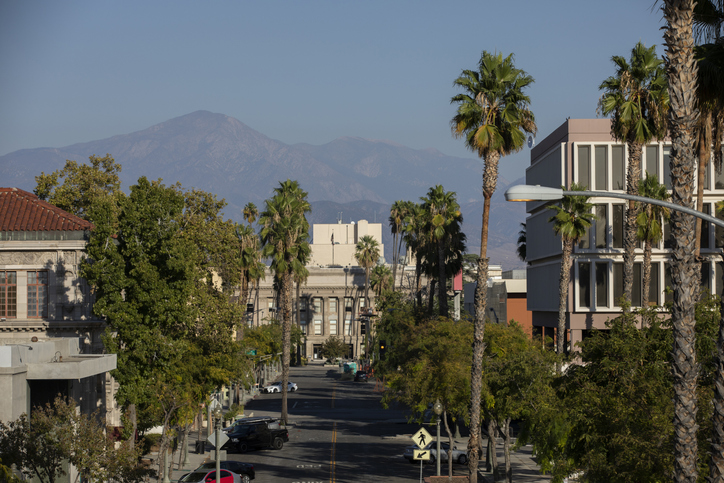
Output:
[414, 449, 430, 460]
[412, 427, 433, 449]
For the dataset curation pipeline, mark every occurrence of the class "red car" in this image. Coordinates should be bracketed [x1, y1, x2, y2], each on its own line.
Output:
[178, 469, 241, 483]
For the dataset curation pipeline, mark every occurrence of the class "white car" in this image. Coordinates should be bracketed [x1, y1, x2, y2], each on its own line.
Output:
[263, 381, 297, 393]
[403, 442, 468, 465]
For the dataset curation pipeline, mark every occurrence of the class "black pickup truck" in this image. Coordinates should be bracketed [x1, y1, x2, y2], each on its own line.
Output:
[222, 418, 289, 453]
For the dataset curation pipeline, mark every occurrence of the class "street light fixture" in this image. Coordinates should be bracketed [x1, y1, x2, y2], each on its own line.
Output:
[504, 184, 724, 229]
[433, 399, 443, 477]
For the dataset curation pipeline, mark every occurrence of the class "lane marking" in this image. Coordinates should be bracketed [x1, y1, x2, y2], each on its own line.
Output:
[330, 421, 337, 483]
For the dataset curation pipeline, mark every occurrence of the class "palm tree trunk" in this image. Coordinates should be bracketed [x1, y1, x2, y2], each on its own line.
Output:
[391, 231, 398, 291]
[695, 109, 712, 258]
[557, 239, 573, 366]
[623, 141, 643, 311]
[642, 237, 653, 308]
[396, 236, 405, 291]
[415, 256, 422, 308]
[469, 150, 499, 483]
[280, 270, 292, 425]
[438, 242, 448, 317]
[663, 1, 701, 480]
[428, 279, 436, 315]
[711, 279, 724, 481]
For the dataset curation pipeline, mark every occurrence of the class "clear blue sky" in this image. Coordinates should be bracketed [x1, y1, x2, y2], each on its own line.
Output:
[0, 1, 666, 181]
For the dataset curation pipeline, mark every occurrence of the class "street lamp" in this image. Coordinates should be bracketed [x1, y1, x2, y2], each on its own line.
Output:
[433, 399, 443, 477]
[214, 407, 223, 483]
[504, 184, 724, 228]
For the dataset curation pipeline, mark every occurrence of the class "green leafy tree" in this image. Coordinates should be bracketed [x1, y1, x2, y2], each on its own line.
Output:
[320, 335, 349, 361]
[259, 180, 311, 424]
[598, 41, 669, 310]
[370, 264, 393, 299]
[34, 154, 123, 222]
[0, 397, 147, 483]
[549, 184, 595, 360]
[636, 174, 670, 308]
[662, 2, 703, 480]
[451, 51, 536, 479]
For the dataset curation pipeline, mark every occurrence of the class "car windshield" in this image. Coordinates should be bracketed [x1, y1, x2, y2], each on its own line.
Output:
[179, 471, 208, 482]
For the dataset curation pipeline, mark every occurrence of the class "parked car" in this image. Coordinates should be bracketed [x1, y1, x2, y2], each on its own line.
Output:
[221, 418, 289, 453]
[263, 381, 297, 393]
[192, 461, 255, 483]
[403, 442, 468, 465]
[223, 416, 276, 433]
[178, 469, 241, 483]
[354, 370, 368, 382]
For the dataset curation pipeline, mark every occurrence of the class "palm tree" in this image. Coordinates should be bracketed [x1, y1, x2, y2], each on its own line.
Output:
[548, 183, 595, 362]
[598, 41, 669, 311]
[421, 185, 465, 317]
[243, 202, 258, 226]
[692, 3, 724, 479]
[389, 200, 406, 291]
[516, 223, 527, 263]
[450, 50, 536, 480]
[259, 180, 311, 424]
[370, 264, 393, 299]
[355, 235, 380, 361]
[662, 1, 702, 480]
[636, 174, 670, 308]
[403, 202, 426, 307]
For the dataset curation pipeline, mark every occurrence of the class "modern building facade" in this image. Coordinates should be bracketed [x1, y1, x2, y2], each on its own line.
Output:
[525, 119, 724, 348]
[0, 188, 117, 423]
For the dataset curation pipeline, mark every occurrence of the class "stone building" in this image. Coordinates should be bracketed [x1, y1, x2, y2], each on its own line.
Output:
[0, 188, 117, 423]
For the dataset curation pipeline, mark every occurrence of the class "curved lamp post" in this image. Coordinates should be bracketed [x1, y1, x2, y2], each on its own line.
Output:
[504, 184, 724, 229]
[433, 399, 443, 476]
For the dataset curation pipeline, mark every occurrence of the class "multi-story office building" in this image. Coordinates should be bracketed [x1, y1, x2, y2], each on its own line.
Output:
[525, 119, 724, 349]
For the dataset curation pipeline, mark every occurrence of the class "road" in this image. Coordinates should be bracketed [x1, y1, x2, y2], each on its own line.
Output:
[225, 363, 470, 482]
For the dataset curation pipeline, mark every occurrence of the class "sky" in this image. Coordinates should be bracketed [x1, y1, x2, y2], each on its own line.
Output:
[0, 1, 667, 182]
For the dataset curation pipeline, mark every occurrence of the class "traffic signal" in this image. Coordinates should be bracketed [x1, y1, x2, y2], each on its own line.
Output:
[379, 340, 387, 360]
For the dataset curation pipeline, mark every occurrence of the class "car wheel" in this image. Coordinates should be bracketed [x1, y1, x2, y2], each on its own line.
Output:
[273, 437, 284, 450]
[429, 455, 436, 465]
[241, 475, 250, 483]
[458, 454, 468, 465]
[237, 442, 248, 453]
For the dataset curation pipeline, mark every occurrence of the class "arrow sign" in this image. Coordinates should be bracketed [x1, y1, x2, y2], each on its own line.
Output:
[412, 427, 432, 450]
[414, 449, 430, 460]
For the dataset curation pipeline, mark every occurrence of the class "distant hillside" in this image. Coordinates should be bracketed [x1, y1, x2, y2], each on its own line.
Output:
[0, 110, 526, 269]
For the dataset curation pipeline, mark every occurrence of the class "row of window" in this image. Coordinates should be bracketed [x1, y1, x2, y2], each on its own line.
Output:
[576, 259, 722, 310]
[301, 316, 369, 337]
[295, 296, 366, 313]
[0, 270, 48, 318]
[576, 143, 724, 192]
[577, 202, 724, 251]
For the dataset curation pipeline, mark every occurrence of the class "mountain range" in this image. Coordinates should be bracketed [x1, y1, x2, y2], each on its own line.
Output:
[0, 110, 526, 268]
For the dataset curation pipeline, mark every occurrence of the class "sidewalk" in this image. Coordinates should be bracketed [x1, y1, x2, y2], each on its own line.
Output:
[477, 441, 552, 483]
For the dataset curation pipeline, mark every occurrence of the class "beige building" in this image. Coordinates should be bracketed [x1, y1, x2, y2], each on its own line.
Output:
[308, 219, 384, 267]
[249, 219, 386, 361]
[0, 188, 117, 424]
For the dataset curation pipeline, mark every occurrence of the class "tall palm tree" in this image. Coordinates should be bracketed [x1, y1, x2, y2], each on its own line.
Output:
[259, 180, 311, 424]
[636, 174, 670, 308]
[355, 235, 380, 361]
[370, 264, 393, 299]
[549, 183, 595, 363]
[389, 200, 407, 292]
[421, 185, 465, 318]
[692, 2, 724, 479]
[598, 41, 669, 311]
[243, 202, 258, 226]
[516, 223, 527, 263]
[403, 202, 426, 307]
[662, 1, 702, 480]
[451, 51, 536, 480]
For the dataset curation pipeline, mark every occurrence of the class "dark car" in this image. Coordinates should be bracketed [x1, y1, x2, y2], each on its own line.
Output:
[354, 370, 368, 382]
[193, 461, 255, 483]
[222, 418, 289, 453]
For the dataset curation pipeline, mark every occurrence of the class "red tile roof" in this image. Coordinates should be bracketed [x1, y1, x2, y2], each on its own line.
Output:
[0, 188, 92, 232]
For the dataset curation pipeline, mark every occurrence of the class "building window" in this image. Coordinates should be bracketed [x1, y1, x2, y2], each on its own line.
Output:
[27, 271, 48, 318]
[359, 297, 366, 310]
[595, 205, 607, 249]
[612, 204, 624, 248]
[0, 271, 17, 318]
[300, 298, 307, 311]
[313, 297, 322, 313]
[645, 145, 659, 179]
[300, 321, 307, 335]
[329, 298, 337, 312]
[613, 262, 645, 307]
[612, 145, 625, 190]
[595, 262, 608, 308]
[345, 297, 353, 312]
[329, 319, 337, 335]
[314, 319, 322, 335]
[595, 146, 607, 190]
[579, 262, 590, 308]
[577, 145, 591, 189]
[344, 315, 352, 335]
